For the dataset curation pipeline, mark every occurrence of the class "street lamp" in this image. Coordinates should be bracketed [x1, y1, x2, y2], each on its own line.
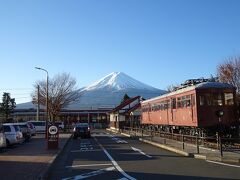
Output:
[35, 67, 49, 139]
[216, 110, 224, 157]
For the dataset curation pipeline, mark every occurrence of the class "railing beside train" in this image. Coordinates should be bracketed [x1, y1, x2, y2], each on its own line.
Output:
[121, 126, 240, 157]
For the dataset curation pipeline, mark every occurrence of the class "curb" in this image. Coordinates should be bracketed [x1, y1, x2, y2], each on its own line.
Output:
[193, 154, 207, 160]
[206, 156, 240, 164]
[37, 134, 72, 180]
[139, 138, 191, 157]
[121, 133, 131, 137]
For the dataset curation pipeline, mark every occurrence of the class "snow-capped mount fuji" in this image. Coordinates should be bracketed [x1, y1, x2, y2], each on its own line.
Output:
[82, 72, 161, 92]
[67, 72, 166, 109]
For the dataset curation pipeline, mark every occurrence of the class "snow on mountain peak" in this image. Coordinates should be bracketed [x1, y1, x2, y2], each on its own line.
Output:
[82, 72, 159, 91]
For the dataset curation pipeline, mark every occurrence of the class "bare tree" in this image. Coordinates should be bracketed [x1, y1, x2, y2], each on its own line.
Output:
[32, 73, 80, 121]
[217, 56, 240, 93]
[166, 84, 180, 92]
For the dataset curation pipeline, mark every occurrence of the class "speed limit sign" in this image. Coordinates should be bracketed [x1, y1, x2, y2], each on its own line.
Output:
[49, 125, 58, 135]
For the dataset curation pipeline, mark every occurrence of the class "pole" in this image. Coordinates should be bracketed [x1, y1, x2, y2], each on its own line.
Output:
[182, 134, 185, 150]
[196, 134, 199, 154]
[37, 85, 40, 121]
[46, 73, 49, 139]
[35, 67, 49, 139]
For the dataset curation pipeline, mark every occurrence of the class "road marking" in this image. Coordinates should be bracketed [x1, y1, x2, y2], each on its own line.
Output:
[131, 147, 152, 158]
[66, 163, 112, 168]
[94, 137, 136, 180]
[62, 166, 115, 180]
[70, 140, 95, 152]
[206, 160, 240, 168]
[111, 136, 128, 144]
[71, 149, 98, 153]
[118, 178, 129, 180]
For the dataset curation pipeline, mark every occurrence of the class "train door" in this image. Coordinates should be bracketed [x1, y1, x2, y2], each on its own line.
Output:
[170, 98, 176, 124]
[191, 94, 197, 123]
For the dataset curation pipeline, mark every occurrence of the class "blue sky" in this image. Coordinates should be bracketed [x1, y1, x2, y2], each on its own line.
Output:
[0, 0, 240, 103]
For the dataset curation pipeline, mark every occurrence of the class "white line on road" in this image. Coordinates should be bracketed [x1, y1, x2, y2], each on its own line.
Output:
[66, 163, 113, 168]
[71, 149, 99, 153]
[94, 137, 136, 180]
[62, 166, 115, 180]
[117, 178, 129, 180]
[131, 147, 152, 158]
[206, 160, 240, 168]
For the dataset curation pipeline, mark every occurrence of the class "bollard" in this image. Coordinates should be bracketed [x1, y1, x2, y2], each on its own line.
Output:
[151, 130, 153, 141]
[196, 135, 199, 154]
[219, 135, 223, 157]
[182, 134, 185, 150]
[163, 138, 166, 144]
[216, 132, 219, 149]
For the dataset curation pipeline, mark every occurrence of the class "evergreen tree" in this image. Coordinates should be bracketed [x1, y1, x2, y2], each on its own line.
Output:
[0, 92, 16, 121]
[122, 93, 130, 102]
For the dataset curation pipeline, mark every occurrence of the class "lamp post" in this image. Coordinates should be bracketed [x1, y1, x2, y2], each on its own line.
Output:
[216, 110, 224, 157]
[35, 67, 49, 139]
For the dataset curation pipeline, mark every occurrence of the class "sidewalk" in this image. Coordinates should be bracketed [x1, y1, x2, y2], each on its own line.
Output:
[107, 128, 240, 164]
[0, 133, 71, 180]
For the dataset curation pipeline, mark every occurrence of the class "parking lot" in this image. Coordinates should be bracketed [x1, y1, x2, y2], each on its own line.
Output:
[0, 133, 71, 180]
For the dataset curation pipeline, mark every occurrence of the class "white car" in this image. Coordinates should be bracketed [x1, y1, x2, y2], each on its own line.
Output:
[55, 122, 65, 130]
[28, 121, 46, 133]
[3, 124, 24, 146]
[0, 125, 7, 148]
[12, 122, 32, 141]
[26, 122, 36, 136]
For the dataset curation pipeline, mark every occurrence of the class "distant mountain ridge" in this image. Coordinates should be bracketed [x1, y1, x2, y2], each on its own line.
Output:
[16, 72, 166, 110]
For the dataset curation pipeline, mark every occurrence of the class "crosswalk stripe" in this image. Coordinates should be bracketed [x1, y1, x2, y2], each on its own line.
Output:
[62, 166, 115, 180]
[66, 163, 113, 168]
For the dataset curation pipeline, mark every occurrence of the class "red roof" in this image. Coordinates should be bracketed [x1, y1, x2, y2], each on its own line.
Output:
[110, 96, 141, 113]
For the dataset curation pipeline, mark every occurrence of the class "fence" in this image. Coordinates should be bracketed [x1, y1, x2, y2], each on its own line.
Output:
[122, 126, 240, 157]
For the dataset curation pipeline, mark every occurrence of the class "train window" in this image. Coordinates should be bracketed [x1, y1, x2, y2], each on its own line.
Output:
[167, 100, 171, 109]
[205, 93, 211, 105]
[212, 93, 223, 106]
[191, 95, 195, 106]
[224, 93, 234, 105]
[186, 95, 191, 107]
[163, 101, 168, 109]
[200, 95, 205, 106]
[171, 98, 176, 109]
[177, 97, 182, 108]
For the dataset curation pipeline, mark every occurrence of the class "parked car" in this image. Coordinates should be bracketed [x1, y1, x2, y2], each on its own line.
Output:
[0, 125, 7, 148]
[3, 124, 24, 146]
[26, 122, 36, 136]
[73, 123, 91, 139]
[13, 122, 31, 141]
[55, 122, 65, 131]
[28, 121, 46, 133]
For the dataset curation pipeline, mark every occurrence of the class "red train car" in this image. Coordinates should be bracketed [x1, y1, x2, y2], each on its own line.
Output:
[141, 80, 238, 136]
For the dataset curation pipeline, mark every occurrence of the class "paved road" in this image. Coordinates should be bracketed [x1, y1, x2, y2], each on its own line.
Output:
[49, 130, 240, 180]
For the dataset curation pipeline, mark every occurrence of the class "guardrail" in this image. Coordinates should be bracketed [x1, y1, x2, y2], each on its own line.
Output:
[122, 126, 240, 157]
